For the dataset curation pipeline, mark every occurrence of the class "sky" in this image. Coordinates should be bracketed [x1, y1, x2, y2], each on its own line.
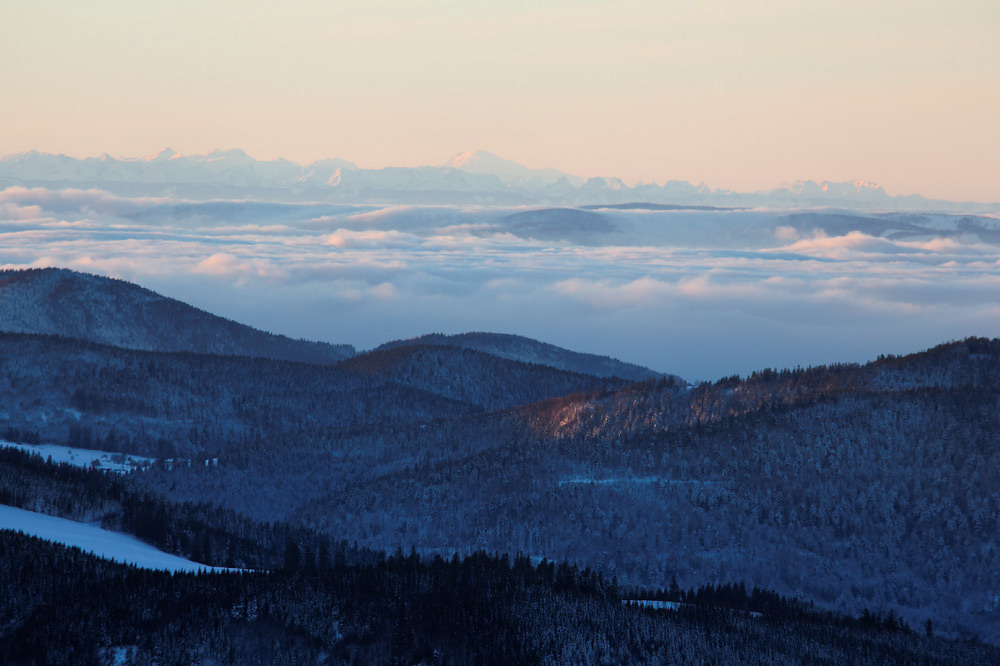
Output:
[2, 1, 999, 201]
[4, 189, 1000, 380]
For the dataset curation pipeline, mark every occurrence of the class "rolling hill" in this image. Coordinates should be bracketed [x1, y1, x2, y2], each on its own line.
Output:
[377, 331, 664, 382]
[0, 268, 355, 363]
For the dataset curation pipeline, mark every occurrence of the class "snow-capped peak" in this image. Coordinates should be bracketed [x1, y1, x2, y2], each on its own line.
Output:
[144, 147, 178, 162]
[446, 149, 582, 186]
[777, 179, 887, 199]
[204, 148, 254, 163]
[0, 149, 989, 211]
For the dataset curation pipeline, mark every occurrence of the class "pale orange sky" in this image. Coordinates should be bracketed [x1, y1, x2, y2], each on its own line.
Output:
[2, 1, 998, 201]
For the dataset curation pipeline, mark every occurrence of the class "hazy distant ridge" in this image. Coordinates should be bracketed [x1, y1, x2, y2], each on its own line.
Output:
[2, 148, 993, 211]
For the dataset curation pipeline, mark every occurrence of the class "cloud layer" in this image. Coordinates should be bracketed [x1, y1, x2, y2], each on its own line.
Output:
[3, 187, 1000, 380]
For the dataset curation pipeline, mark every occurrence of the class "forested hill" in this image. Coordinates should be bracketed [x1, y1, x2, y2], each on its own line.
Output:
[124, 337, 1000, 643]
[338, 344, 629, 411]
[0, 268, 355, 363]
[3, 449, 998, 665]
[0, 331, 618, 458]
[376, 331, 665, 381]
[0, 332, 474, 457]
[516, 337, 1000, 440]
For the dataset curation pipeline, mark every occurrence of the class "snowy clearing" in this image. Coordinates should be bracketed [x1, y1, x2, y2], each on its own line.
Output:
[558, 476, 714, 487]
[625, 600, 683, 610]
[624, 600, 761, 617]
[0, 504, 234, 573]
[1, 440, 155, 473]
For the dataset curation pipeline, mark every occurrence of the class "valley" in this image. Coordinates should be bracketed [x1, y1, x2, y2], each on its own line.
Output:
[1, 268, 999, 658]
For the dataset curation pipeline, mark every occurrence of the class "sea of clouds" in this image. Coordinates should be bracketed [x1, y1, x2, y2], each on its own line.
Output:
[3, 185, 1000, 380]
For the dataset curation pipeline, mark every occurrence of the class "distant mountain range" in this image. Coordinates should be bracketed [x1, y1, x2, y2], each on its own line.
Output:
[2, 148, 994, 211]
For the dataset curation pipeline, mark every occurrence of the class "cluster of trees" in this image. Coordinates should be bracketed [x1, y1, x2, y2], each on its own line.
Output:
[629, 580, 916, 635]
[5, 526, 996, 664]
[0, 447, 379, 571]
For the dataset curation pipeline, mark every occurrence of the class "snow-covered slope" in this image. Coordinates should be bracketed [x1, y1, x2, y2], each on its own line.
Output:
[0, 268, 355, 363]
[0, 505, 232, 572]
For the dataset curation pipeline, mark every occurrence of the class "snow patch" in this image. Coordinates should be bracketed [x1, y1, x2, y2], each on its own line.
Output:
[626, 599, 683, 610]
[558, 476, 714, 487]
[0, 504, 238, 573]
[1, 440, 155, 473]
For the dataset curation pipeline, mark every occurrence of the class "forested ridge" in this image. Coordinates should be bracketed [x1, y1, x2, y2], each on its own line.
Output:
[0, 331, 617, 458]
[0, 268, 355, 363]
[375, 331, 664, 381]
[3, 324, 1000, 654]
[338, 344, 629, 412]
[2, 451, 996, 665]
[128, 338, 1000, 642]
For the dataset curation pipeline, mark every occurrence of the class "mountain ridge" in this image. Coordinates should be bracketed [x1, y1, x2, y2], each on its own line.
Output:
[2, 148, 994, 211]
[446, 149, 584, 187]
[0, 268, 355, 363]
[377, 331, 666, 382]
[0, 268, 669, 379]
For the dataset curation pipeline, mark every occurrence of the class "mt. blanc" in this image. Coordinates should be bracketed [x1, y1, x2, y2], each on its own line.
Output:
[446, 149, 584, 187]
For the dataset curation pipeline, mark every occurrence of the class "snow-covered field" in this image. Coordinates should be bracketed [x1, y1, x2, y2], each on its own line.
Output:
[0, 504, 233, 573]
[1, 440, 154, 472]
[625, 599, 761, 618]
[558, 476, 714, 487]
[625, 600, 683, 610]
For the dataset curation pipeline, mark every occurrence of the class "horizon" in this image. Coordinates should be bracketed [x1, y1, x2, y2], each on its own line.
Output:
[2, 2, 998, 202]
[3, 145, 997, 204]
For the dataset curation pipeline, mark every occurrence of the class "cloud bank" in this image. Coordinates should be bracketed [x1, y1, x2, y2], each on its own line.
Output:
[3, 187, 1000, 380]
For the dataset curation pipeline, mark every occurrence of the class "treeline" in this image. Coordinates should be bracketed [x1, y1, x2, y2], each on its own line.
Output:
[0, 446, 374, 570]
[520, 336, 1000, 441]
[629, 581, 917, 636]
[4, 532, 997, 665]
